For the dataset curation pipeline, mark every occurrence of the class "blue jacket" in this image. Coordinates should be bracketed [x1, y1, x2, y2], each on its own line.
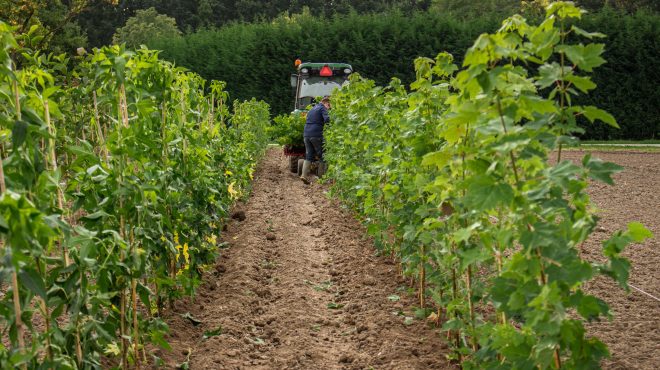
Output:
[303, 103, 329, 137]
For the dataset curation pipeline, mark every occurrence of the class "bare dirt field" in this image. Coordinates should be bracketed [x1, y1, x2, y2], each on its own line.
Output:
[561, 150, 659, 370]
[159, 148, 658, 369]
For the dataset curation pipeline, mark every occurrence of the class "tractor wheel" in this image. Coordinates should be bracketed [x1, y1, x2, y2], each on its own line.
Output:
[289, 156, 299, 173]
[297, 159, 304, 177]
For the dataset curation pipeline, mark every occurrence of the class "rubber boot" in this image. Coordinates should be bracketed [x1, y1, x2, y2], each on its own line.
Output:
[317, 162, 327, 177]
[300, 160, 312, 184]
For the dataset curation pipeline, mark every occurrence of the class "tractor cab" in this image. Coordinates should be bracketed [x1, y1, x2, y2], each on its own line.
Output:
[284, 60, 353, 176]
[290, 61, 353, 112]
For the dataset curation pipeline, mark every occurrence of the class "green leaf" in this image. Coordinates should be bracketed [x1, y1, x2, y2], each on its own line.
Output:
[549, 2, 584, 19]
[421, 151, 451, 169]
[557, 44, 606, 72]
[137, 282, 152, 311]
[459, 247, 491, 269]
[12, 120, 28, 148]
[0, 214, 8, 231]
[609, 256, 631, 290]
[476, 70, 495, 93]
[252, 337, 265, 345]
[464, 176, 514, 211]
[582, 106, 618, 128]
[565, 74, 596, 93]
[81, 210, 111, 221]
[602, 232, 629, 257]
[202, 327, 223, 339]
[571, 25, 606, 40]
[18, 267, 47, 300]
[387, 294, 400, 302]
[151, 330, 171, 350]
[574, 293, 609, 320]
[626, 222, 653, 242]
[583, 156, 623, 185]
[327, 302, 344, 309]
[414, 307, 434, 319]
[537, 63, 563, 89]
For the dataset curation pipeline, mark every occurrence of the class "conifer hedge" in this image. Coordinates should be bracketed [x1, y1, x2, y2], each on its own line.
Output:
[152, 8, 659, 140]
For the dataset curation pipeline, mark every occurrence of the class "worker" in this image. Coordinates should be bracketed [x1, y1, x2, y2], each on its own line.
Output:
[300, 96, 331, 184]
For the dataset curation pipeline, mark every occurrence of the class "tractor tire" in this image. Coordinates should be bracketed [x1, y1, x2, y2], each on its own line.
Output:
[289, 156, 299, 173]
[297, 159, 304, 177]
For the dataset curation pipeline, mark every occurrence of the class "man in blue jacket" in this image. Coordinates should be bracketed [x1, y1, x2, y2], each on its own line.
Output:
[300, 96, 331, 184]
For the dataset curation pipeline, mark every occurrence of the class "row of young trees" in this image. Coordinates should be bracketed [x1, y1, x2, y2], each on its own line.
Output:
[324, 3, 651, 368]
[0, 21, 269, 368]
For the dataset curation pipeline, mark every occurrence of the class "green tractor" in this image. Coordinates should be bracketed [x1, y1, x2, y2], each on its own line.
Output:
[284, 60, 353, 175]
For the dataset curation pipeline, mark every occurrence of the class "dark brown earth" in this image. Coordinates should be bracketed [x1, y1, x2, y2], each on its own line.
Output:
[159, 148, 658, 370]
[561, 150, 659, 370]
[158, 148, 455, 369]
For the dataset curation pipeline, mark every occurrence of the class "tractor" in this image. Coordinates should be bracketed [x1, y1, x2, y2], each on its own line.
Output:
[284, 60, 353, 177]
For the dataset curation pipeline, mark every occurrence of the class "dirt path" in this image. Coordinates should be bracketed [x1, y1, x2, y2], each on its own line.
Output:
[158, 149, 658, 369]
[159, 148, 454, 369]
[561, 151, 659, 370]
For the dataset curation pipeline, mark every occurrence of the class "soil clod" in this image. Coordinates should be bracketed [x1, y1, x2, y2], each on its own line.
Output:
[231, 210, 246, 221]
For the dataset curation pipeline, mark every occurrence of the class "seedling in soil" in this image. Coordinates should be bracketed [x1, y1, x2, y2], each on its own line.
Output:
[311, 324, 321, 332]
[180, 312, 202, 326]
[252, 337, 266, 345]
[327, 302, 344, 309]
[203, 327, 223, 339]
[261, 259, 278, 269]
[414, 307, 435, 320]
[387, 295, 401, 302]
[304, 279, 334, 292]
[265, 218, 274, 232]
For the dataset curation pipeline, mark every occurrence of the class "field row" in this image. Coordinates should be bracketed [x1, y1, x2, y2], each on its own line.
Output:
[0, 22, 269, 368]
[322, 3, 652, 369]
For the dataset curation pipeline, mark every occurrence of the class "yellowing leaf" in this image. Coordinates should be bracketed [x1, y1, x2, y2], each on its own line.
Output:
[228, 181, 238, 198]
[104, 342, 121, 357]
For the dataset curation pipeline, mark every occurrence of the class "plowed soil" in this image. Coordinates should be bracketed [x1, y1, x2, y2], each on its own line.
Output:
[158, 148, 455, 369]
[561, 150, 659, 370]
[159, 148, 659, 369]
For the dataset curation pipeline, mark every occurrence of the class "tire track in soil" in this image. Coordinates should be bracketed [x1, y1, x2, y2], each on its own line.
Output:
[158, 148, 455, 369]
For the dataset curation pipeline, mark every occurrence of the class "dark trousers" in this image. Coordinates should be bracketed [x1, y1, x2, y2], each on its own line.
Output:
[304, 136, 323, 162]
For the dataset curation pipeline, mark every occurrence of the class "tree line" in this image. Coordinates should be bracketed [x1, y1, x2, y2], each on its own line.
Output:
[1, 1, 658, 139]
[2, 1, 658, 51]
[151, 7, 659, 140]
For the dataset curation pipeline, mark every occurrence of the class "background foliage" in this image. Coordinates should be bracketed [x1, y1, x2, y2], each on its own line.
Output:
[151, 8, 659, 139]
[2, 1, 658, 139]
